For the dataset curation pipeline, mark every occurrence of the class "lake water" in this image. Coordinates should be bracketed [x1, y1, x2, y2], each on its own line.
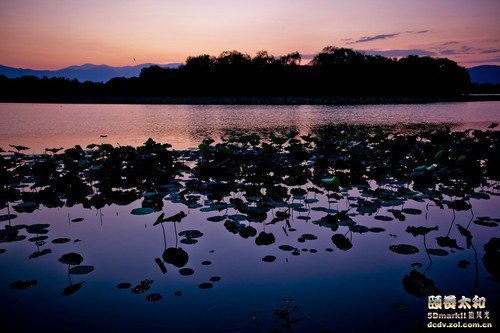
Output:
[0, 102, 499, 332]
[1, 102, 500, 152]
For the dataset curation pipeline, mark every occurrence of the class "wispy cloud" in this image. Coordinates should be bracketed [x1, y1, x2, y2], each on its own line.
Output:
[347, 33, 400, 44]
[480, 48, 500, 54]
[440, 49, 458, 55]
[345, 30, 430, 45]
[441, 41, 459, 46]
[360, 49, 437, 57]
[302, 48, 437, 60]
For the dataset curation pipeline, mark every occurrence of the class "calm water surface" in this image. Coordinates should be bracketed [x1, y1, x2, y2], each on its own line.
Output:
[1, 102, 499, 152]
[0, 102, 499, 332]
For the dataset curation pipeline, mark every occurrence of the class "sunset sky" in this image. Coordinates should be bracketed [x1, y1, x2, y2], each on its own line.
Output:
[1, 0, 499, 69]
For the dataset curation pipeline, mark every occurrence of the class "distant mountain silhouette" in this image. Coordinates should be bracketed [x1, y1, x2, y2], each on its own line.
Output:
[0, 63, 182, 83]
[468, 65, 500, 84]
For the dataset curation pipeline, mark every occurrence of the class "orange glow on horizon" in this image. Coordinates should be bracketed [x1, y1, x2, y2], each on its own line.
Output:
[1, 0, 499, 69]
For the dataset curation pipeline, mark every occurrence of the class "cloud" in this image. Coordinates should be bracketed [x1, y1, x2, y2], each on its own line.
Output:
[440, 49, 458, 55]
[415, 30, 430, 34]
[360, 49, 437, 57]
[464, 56, 500, 64]
[347, 33, 400, 44]
[301, 48, 438, 61]
[480, 48, 500, 54]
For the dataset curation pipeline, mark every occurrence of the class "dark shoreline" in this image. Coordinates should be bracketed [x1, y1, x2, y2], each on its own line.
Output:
[1, 95, 500, 105]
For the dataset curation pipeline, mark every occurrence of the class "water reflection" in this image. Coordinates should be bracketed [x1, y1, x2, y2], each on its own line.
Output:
[0, 124, 498, 332]
[1, 102, 500, 153]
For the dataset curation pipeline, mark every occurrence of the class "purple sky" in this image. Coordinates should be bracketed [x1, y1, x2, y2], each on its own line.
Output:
[1, 0, 499, 69]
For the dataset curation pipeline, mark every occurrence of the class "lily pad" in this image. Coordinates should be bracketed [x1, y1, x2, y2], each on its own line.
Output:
[117, 282, 132, 289]
[278, 245, 295, 251]
[426, 248, 449, 256]
[58, 252, 83, 265]
[473, 220, 498, 227]
[239, 226, 257, 238]
[403, 270, 440, 297]
[9, 280, 38, 289]
[374, 215, 394, 221]
[52, 238, 71, 244]
[207, 215, 226, 222]
[165, 211, 187, 222]
[331, 234, 353, 251]
[0, 214, 17, 222]
[301, 234, 317, 240]
[406, 226, 438, 237]
[180, 238, 198, 245]
[162, 247, 189, 268]
[369, 227, 385, 233]
[178, 230, 203, 239]
[198, 283, 213, 289]
[71, 218, 84, 223]
[401, 208, 422, 215]
[29, 249, 52, 259]
[389, 244, 419, 255]
[255, 232, 275, 246]
[69, 265, 95, 275]
[209, 276, 221, 282]
[29, 235, 48, 242]
[131, 207, 154, 215]
[201, 260, 212, 266]
[179, 268, 194, 276]
[61, 282, 85, 296]
[131, 284, 150, 294]
[146, 293, 162, 302]
[262, 255, 276, 262]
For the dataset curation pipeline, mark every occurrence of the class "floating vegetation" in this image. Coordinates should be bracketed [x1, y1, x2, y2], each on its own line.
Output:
[131, 208, 154, 216]
[162, 248, 189, 268]
[278, 245, 295, 252]
[180, 238, 198, 245]
[58, 253, 84, 266]
[117, 283, 132, 289]
[389, 244, 420, 255]
[9, 280, 38, 290]
[146, 293, 162, 302]
[69, 265, 95, 275]
[61, 281, 85, 296]
[178, 230, 203, 239]
[426, 249, 449, 256]
[29, 249, 52, 259]
[331, 234, 353, 251]
[402, 270, 441, 297]
[131, 280, 153, 294]
[52, 238, 71, 244]
[198, 283, 213, 289]
[179, 268, 194, 276]
[457, 260, 470, 269]
[262, 255, 276, 262]
[0, 125, 498, 330]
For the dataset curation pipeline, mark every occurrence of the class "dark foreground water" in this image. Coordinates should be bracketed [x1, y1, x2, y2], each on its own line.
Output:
[0, 103, 499, 333]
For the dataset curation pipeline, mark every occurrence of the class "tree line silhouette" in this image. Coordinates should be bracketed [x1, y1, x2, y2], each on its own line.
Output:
[0, 46, 471, 99]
